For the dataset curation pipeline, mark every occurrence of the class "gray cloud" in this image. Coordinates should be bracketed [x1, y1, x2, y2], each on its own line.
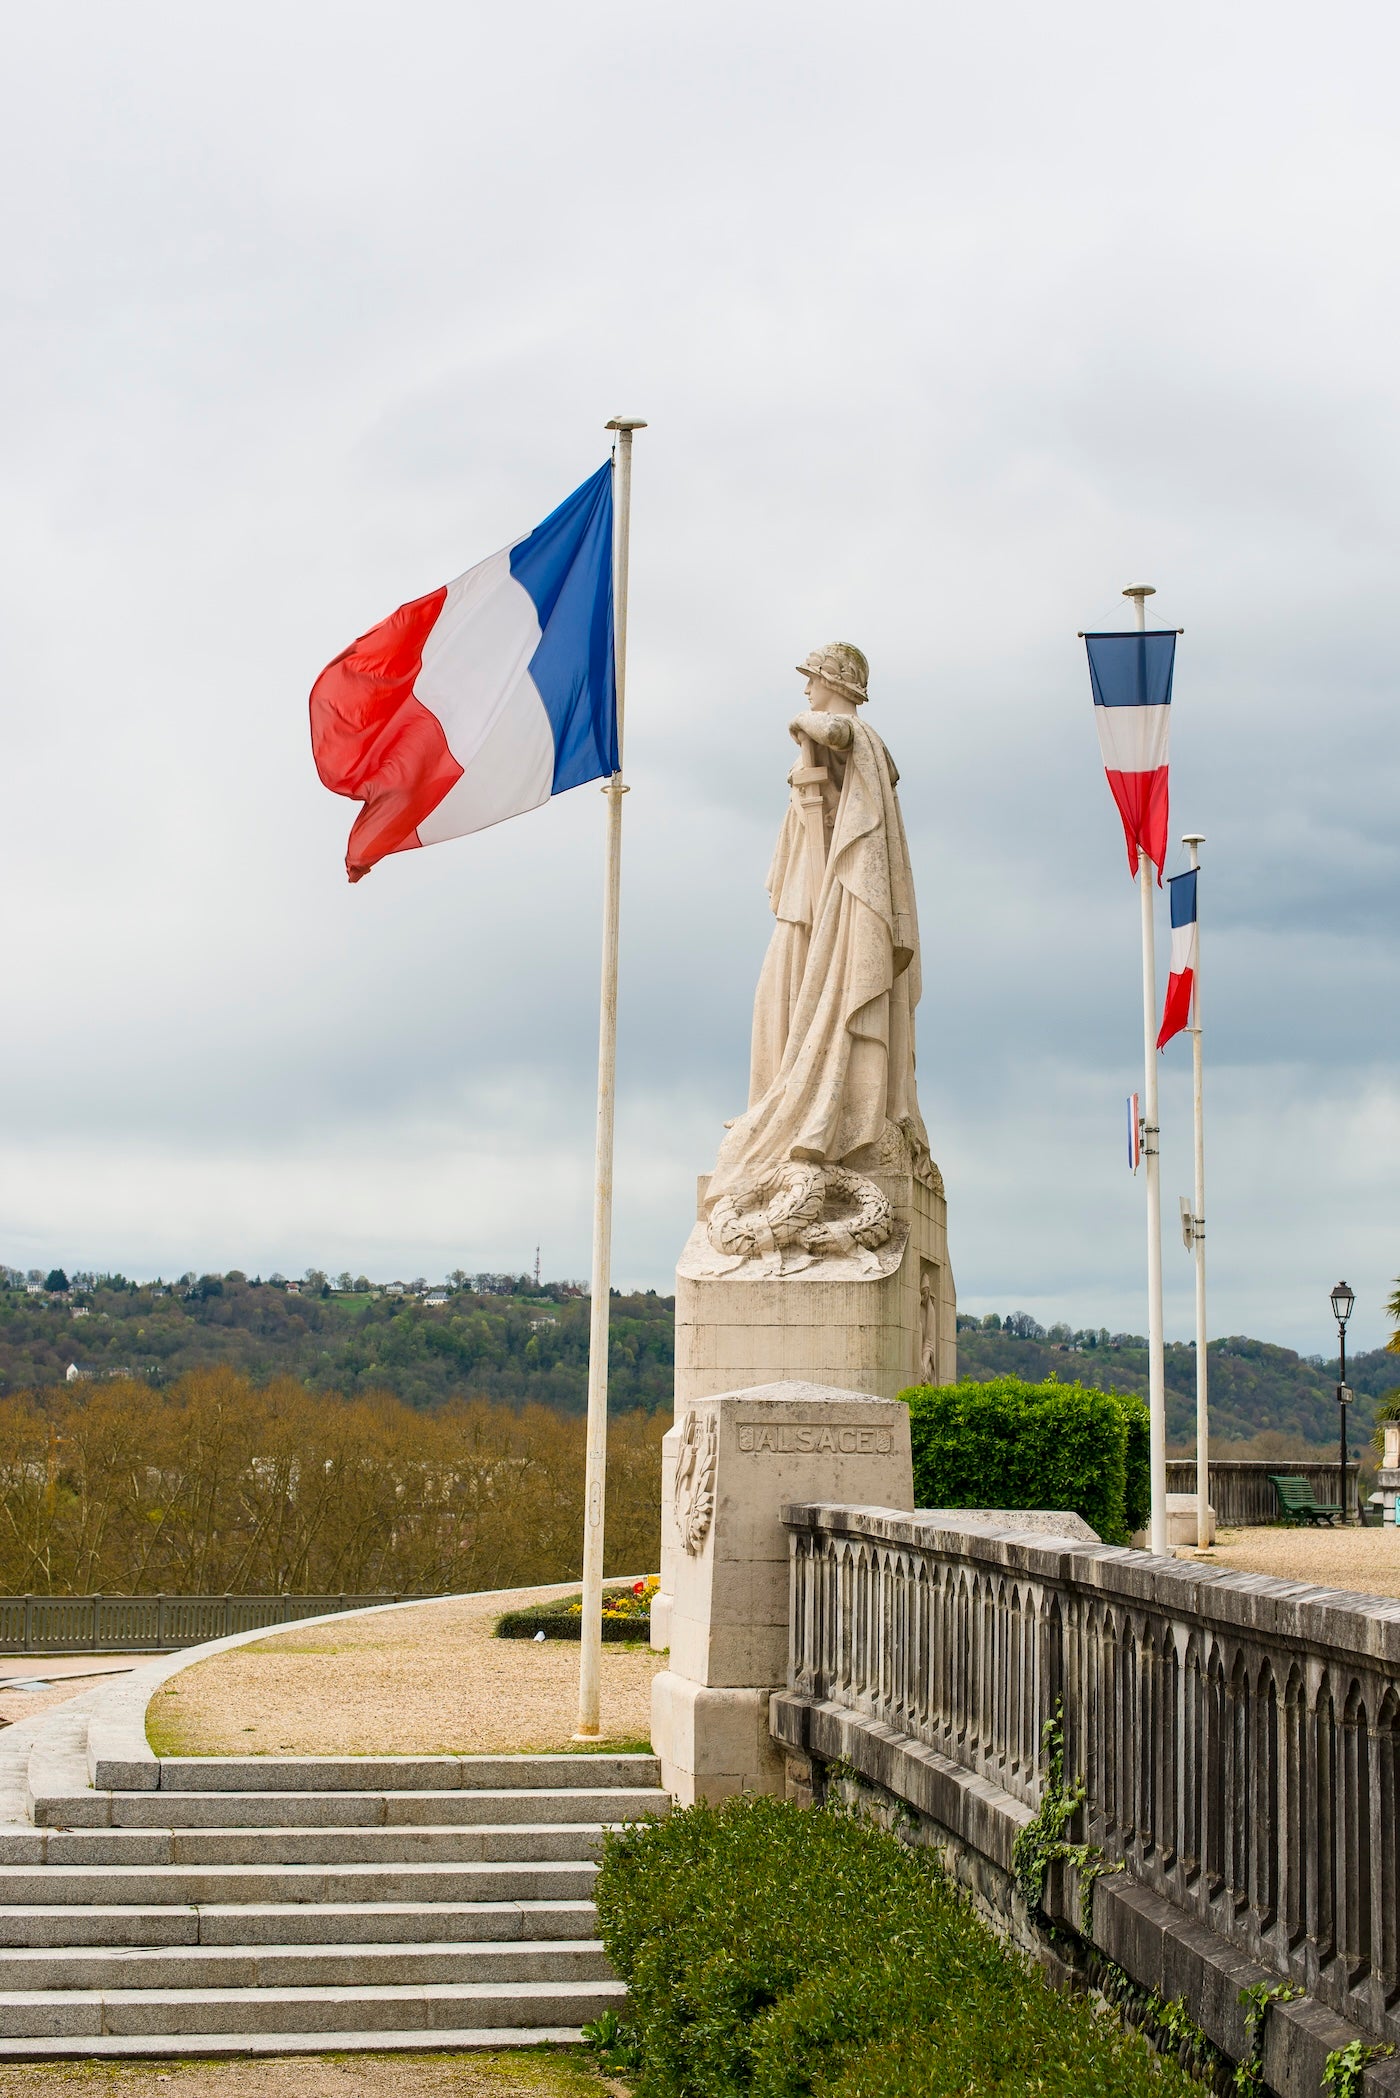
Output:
[1, 0, 1395, 1354]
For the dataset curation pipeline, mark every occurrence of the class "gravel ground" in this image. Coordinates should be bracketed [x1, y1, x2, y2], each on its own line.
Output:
[149, 1584, 661, 1757]
[1179, 1524, 1400, 1599]
[0, 2050, 617, 2097]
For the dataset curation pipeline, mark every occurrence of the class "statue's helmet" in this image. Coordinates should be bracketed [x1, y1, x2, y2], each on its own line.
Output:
[795, 642, 869, 705]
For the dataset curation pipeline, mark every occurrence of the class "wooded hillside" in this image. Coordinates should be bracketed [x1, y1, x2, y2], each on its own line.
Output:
[4, 1273, 1393, 1453]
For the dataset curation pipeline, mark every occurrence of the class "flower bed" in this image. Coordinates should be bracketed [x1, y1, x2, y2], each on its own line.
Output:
[496, 1574, 658, 1642]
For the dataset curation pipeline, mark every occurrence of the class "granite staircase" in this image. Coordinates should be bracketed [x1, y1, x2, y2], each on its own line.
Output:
[0, 1710, 664, 2058]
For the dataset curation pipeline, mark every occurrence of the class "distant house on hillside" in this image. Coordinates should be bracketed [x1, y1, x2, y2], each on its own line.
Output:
[529, 1317, 558, 1330]
[422, 1292, 448, 1307]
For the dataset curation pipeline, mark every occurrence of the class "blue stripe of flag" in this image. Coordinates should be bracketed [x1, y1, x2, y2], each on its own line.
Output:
[509, 461, 618, 794]
[1168, 867, 1198, 928]
[1084, 631, 1177, 708]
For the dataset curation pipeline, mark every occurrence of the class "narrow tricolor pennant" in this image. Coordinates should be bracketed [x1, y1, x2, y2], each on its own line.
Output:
[310, 463, 617, 882]
[1084, 631, 1175, 879]
[1157, 867, 1198, 1050]
[1127, 1092, 1141, 1173]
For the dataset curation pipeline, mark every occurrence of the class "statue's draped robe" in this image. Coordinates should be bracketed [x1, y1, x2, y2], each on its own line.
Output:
[706, 716, 929, 1208]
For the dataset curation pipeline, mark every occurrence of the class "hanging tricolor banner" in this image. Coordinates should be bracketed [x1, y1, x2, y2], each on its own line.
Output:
[1083, 631, 1176, 879]
[1127, 1092, 1141, 1173]
[1157, 867, 1198, 1050]
[310, 463, 616, 882]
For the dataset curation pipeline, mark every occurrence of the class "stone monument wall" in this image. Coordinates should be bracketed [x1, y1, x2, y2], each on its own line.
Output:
[649, 1380, 912, 1804]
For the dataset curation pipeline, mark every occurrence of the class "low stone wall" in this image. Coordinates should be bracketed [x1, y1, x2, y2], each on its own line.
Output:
[1164, 1459, 1360, 1525]
[772, 1503, 1400, 2098]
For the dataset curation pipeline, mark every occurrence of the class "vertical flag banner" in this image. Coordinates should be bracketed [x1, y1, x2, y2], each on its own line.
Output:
[1127, 1092, 1141, 1173]
[1157, 867, 1199, 1049]
[310, 463, 616, 882]
[1083, 631, 1176, 877]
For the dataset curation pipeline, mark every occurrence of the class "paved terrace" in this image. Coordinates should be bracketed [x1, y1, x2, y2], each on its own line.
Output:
[145, 1582, 661, 1759]
[1181, 1521, 1400, 1598]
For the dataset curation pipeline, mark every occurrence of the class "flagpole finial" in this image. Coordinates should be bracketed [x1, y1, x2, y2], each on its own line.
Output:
[605, 416, 648, 430]
[1122, 583, 1156, 601]
[1181, 832, 1205, 846]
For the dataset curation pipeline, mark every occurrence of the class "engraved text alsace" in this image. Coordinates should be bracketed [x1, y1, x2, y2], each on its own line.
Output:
[737, 1422, 893, 1455]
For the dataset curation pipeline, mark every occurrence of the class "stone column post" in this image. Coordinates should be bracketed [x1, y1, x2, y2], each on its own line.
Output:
[650, 1379, 913, 1804]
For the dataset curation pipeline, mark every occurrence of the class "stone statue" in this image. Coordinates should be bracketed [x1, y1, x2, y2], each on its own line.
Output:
[702, 643, 937, 1272]
[658, 638, 956, 1661]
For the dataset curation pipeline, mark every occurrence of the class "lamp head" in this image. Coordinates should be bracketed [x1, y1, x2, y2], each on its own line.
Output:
[1331, 1280, 1356, 1328]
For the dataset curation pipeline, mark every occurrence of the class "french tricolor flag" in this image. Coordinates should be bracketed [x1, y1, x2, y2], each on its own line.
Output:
[1157, 867, 1198, 1050]
[310, 463, 616, 881]
[1083, 631, 1176, 879]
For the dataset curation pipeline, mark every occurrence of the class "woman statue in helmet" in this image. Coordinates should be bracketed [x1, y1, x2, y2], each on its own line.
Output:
[705, 643, 934, 1236]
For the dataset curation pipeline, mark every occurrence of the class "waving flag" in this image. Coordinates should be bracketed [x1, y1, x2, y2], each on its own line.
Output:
[1157, 867, 1198, 1049]
[1083, 631, 1175, 878]
[311, 463, 616, 881]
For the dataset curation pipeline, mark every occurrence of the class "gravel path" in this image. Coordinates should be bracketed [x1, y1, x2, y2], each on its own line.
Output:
[0, 2050, 616, 2097]
[150, 1583, 662, 1757]
[1180, 1525, 1400, 1599]
[0, 1654, 149, 1730]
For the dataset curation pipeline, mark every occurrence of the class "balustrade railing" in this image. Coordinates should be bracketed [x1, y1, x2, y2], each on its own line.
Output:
[0, 1593, 436, 1654]
[783, 1503, 1400, 2046]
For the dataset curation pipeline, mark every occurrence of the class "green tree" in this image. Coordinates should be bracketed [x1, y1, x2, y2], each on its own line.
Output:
[44, 1270, 68, 1294]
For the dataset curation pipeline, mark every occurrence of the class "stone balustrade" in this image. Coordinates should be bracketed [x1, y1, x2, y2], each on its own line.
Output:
[775, 1502, 1400, 2077]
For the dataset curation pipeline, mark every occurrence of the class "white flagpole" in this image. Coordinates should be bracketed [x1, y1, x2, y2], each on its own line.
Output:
[575, 415, 645, 1741]
[1123, 583, 1169, 1557]
[1182, 832, 1209, 1547]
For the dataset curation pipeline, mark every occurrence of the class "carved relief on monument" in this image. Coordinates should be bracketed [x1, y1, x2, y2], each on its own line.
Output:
[673, 1409, 717, 1553]
[918, 1261, 941, 1382]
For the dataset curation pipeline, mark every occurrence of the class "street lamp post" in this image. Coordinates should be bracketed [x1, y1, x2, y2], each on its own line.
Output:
[1331, 1280, 1356, 1523]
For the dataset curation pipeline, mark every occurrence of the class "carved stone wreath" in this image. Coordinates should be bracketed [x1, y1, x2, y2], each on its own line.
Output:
[674, 1409, 717, 1554]
[706, 1161, 893, 1266]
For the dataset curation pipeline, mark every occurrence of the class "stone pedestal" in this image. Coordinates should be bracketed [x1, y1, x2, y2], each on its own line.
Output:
[649, 1380, 912, 1803]
[674, 1147, 956, 1411]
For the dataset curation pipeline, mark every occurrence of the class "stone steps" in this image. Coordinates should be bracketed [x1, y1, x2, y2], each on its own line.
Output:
[0, 1687, 663, 2057]
[41, 1787, 659, 1830]
[0, 1937, 612, 1990]
[0, 1899, 599, 1947]
[0, 1822, 618, 1867]
[0, 1976, 625, 2038]
[0, 1859, 603, 1908]
[0, 2025, 586, 2060]
[120, 1755, 649, 1793]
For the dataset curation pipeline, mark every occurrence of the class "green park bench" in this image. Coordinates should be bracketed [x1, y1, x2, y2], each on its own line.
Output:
[1269, 1474, 1344, 1527]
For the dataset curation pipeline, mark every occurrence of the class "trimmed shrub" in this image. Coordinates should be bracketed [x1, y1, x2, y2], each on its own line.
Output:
[898, 1376, 1149, 1545]
[1113, 1387, 1152, 1535]
[595, 1793, 1196, 2098]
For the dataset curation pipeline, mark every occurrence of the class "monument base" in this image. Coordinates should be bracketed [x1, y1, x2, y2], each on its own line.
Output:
[651, 1676, 784, 1805]
[673, 1132, 956, 1411]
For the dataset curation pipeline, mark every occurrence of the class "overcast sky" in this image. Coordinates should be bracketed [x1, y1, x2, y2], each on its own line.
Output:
[3, 0, 1396, 1355]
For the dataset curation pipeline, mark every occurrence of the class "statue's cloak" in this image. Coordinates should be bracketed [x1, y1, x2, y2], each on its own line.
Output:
[706, 717, 928, 1207]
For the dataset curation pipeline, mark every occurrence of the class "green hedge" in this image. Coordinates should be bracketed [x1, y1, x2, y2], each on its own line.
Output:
[595, 1793, 1195, 2098]
[898, 1377, 1150, 1546]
